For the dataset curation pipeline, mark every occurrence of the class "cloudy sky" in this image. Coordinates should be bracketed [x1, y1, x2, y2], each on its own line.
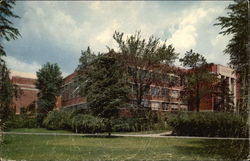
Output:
[4, 1, 233, 78]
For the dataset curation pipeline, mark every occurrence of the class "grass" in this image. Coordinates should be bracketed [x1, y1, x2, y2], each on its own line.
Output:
[6, 128, 73, 134]
[0, 132, 248, 160]
[6, 128, 167, 135]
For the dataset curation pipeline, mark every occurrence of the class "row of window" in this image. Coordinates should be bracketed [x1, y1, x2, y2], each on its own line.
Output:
[130, 100, 187, 111]
[61, 79, 80, 101]
[131, 84, 180, 98]
[128, 67, 182, 86]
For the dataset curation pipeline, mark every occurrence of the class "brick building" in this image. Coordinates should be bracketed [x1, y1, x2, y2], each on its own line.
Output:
[11, 74, 38, 114]
[60, 71, 187, 112]
[10, 63, 240, 114]
[200, 63, 239, 112]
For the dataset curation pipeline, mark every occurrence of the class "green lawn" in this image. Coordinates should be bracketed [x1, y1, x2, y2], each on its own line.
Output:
[0, 132, 248, 160]
[6, 128, 73, 134]
[6, 128, 167, 135]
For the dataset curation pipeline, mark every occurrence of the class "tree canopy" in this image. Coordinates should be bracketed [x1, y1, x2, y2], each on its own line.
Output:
[112, 31, 179, 107]
[214, 0, 248, 111]
[180, 50, 216, 112]
[78, 52, 129, 118]
[36, 63, 63, 115]
[0, 0, 21, 121]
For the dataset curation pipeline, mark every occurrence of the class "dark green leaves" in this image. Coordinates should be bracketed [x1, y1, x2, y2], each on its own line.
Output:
[36, 63, 63, 114]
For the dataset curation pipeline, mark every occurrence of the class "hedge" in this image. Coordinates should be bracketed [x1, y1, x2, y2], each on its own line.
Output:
[4, 114, 38, 129]
[167, 112, 249, 138]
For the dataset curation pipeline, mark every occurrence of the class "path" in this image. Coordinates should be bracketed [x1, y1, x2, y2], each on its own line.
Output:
[2, 132, 249, 140]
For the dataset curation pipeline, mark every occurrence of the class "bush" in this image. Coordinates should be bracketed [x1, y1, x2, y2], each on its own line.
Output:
[5, 114, 38, 129]
[167, 112, 249, 138]
[43, 110, 72, 130]
[71, 114, 105, 133]
[111, 113, 169, 132]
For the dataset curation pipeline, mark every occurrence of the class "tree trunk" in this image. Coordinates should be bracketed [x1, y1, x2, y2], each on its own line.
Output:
[196, 83, 200, 112]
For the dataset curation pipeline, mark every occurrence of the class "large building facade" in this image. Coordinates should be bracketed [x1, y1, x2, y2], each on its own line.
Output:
[10, 63, 240, 114]
[11, 75, 38, 114]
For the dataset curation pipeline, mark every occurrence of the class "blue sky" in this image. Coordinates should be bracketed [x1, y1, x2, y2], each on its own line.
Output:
[4, 1, 233, 78]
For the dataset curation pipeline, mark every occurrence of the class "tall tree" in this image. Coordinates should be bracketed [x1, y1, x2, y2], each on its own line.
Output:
[79, 52, 129, 136]
[76, 46, 96, 72]
[0, 0, 21, 121]
[214, 0, 248, 111]
[214, 77, 235, 112]
[180, 50, 216, 112]
[36, 63, 63, 115]
[112, 31, 178, 108]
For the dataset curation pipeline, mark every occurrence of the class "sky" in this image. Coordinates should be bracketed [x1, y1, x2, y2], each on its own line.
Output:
[3, 1, 233, 78]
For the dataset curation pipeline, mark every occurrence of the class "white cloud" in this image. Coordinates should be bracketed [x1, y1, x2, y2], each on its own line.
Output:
[4, 56, 41, 73]
[167, 8, 208, 53]
[7, 1, 232, 75]
[4, 56, 69, 78]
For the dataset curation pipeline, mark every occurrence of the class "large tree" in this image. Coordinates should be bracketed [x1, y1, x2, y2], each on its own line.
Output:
[214, 77, 235, 112]
[78, 52, 129, 136]
[36, 63, 63, 115]
[180, 50, 216, 112]
[112, 31, 179, 108]
[0, 0, 21, 121]
[214, 0, 248, 111]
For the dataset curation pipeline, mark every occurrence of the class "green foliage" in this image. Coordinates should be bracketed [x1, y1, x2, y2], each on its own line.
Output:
[112, 112, 169, 132]
[76, 46, 96, 72]
[167, 112, 249, 137]
[4, 114, 38, 129]
[0, 0, 21, 122]
[180, 50, 217, 112]
[41, 108, 169, 133]
[0, 0, 21, 57]
[214, 77, 235, 112]
[42, 110, 72, 130]
[36, 63, 63, 115]
[215, 0, 248, 110]
[113, 31, 179, 107]
[71, 114, 105, 133]
[78, 52, 130, 119]
[0, 65, 20, 121]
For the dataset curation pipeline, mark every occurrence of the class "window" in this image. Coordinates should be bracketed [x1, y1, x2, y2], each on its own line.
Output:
[162, 103, 169, 111]
[162, 88, 168, 97]
[131, 84, 137, 95]
[151, 87, 160, 96]
[141, 100, 151, 107]
[171, 90, 179, 98]
[151, 102, 160, 110]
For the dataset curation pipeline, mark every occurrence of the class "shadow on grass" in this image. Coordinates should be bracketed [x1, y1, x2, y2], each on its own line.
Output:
[80, 135, 124, 139]
[173, 139, 249, 160]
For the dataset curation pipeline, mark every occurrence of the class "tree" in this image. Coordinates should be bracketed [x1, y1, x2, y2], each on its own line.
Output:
[0, 0, 21, 121]
[214, 77, 235, 112]
[36, 63, 63, 116]
[180, 50, 216, 112]
[76, 46, 96, 72]
[112, 31, 178, 108]
[78, 52, 130, 136]
[214, 0, 248, 111]
[0, 0, 21, 58]
[0, 64, 20, 121]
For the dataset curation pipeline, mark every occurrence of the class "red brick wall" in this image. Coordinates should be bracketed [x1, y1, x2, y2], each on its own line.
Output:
[11, 76, 38, 114]
[13, 90, 38, 114]
[61, 97, 86, 107]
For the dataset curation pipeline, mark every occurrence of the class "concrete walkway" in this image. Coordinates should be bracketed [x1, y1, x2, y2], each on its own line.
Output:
[2, 131, 249, 140]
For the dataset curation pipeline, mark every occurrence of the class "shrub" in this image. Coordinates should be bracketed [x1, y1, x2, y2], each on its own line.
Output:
[167, 112, 249, 137]
[71, 114, 105, 133]
[43, 110, 72, 130]
[5, 114, 38, 129]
